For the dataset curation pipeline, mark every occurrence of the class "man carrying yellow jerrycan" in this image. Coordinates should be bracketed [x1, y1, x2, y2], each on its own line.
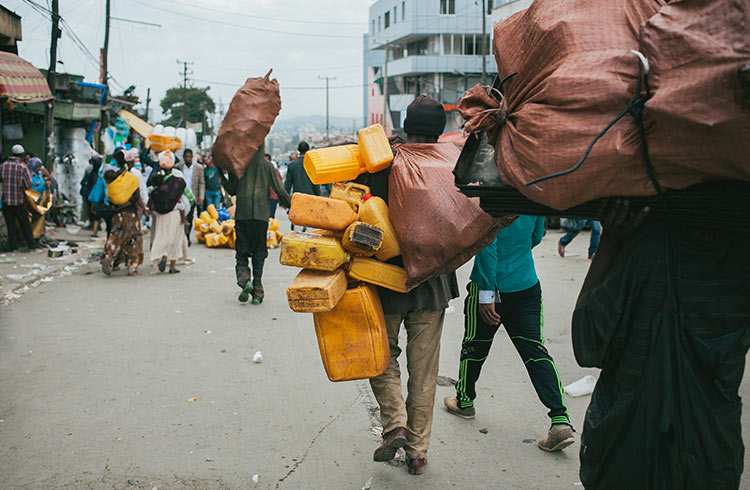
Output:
[223, 142, 291, 304]
[280, 96, 458, 476]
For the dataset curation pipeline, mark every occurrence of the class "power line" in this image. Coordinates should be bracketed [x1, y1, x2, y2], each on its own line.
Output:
[130, 0, 364, 39]
[21, 0, 126, 90]
[165, 0, 365, 26]
[111, 16, 162, 28]
[192, 79, 366, 90]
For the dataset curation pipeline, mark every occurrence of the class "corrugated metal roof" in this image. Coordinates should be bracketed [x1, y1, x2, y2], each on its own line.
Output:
[0, 52, 53, 103]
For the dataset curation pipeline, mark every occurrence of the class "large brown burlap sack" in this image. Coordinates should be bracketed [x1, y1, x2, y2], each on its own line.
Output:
[212, 71, 281, 179]
[388, 143, 506, 291]
[460, 0, 750, 210]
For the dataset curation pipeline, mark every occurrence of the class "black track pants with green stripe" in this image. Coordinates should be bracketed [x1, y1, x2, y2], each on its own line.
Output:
[456, 281, 570, 426]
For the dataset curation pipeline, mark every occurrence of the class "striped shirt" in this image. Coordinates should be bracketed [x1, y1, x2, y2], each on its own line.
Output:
[0, 157, 32, 205]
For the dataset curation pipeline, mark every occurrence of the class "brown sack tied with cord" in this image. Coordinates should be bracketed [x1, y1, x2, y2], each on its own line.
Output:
[388, 143, 506, 291]
[212, 70, 281, 179]
[459, 0, 750, 210]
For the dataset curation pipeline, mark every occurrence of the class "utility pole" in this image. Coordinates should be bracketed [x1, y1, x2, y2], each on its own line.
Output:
[481, 0, 487, 84]
[99, 0, 111, 148]
[177, 60, 194, 128]
[145, 87, 151, 123]
[44, 0, 60, 171]
[383, 44, 389, 134]
[319, 75, 337, 141]
[102, 0, 110, 86]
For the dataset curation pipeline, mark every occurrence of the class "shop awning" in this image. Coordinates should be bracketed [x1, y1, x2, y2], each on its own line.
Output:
[119, 109, 153, 138]
[0, 52, 53, 103]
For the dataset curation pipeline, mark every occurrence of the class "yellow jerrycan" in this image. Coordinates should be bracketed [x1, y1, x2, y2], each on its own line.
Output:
[199, 210, 213, 224]
[279, 231, 351, 271]
[341, 222, 384, 257]
[312, 284, 390, 381]
[289, 193, 358, 231]
[304, 145, 363, 185]
[205, 232, 221, 248]
[206, 204, 219, 221]
[348, 257, 408, 293]
[286, 269, 348, 313]
[358, 124, 394, 173]
[329, 182, 371, 211]
[357, 196, 401, 261]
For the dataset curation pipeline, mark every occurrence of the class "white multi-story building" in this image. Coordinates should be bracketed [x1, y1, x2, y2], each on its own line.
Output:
[363, 0, 495, 135]
[491, 0, 533, 24]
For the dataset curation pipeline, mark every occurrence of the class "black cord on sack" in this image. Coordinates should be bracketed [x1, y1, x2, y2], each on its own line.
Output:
[525, 51, 663, 197]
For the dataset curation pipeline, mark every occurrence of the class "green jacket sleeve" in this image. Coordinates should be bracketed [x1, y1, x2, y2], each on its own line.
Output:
[470, 233, 499, 291]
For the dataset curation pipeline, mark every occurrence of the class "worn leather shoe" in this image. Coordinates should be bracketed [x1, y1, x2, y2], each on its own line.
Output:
[443, 396, 475, 419]
[538, 424, 575, 452]
[407, 457, 427, 475]
[373, 427, 407, 462]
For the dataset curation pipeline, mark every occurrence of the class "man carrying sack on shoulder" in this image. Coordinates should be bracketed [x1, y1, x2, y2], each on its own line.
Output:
[223, 143, 291, 305]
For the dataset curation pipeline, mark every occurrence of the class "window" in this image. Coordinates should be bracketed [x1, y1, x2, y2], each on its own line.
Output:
[371, 19, 375, 34]
[402, 1, 406, 20]
[378, 16, 381, 31]
[463, 35, 477, 55]
[440, 0, 455, 15]
[385, 11, 390, 29]
[393, 6, 397, 24]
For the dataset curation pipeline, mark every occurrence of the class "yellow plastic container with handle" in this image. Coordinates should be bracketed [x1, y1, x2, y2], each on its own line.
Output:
[279, 231, 351, 271]
[199, 211, 212, 224]
[209, 220, 223, 235]
[303, 145, 364, 185]
[193, 217, 205, 231]
[205, 232, 221, 248]
[312, 284, 389, 381]
[286, 269, 348, 313]
[341, 221, 383, 257]
[348, 257, 408, 293]
[289, 193, 358, 231]
[207, 204, 219, 221]
[357, 196, 401, 261]
[221, 220, 235, 236]
[268, 218, 280, 232]
[329, 182, 370, 211]
[358, 124, 394, 173]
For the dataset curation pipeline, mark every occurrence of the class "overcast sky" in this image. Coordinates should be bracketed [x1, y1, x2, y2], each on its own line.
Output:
[7, 0, 373, 123]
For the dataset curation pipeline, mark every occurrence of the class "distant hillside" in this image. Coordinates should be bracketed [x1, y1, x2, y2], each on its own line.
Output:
[273, 115, 361, 132]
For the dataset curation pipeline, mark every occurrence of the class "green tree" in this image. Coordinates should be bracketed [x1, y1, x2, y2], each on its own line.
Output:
[159, 86, 215, 129]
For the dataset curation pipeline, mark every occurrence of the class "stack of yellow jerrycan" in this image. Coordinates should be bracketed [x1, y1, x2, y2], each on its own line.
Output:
[193, 205, 282, 250]
[267, 218, 284, 249]
[279, 124, 410, 382]
[303, 124, 394, 185]
[194, 204, 235, 248]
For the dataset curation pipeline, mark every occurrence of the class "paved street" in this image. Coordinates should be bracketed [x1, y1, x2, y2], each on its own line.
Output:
[2, 218, 750, 489]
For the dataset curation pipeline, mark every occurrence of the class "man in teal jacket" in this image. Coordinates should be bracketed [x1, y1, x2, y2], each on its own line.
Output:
[444, 215, 575, 452]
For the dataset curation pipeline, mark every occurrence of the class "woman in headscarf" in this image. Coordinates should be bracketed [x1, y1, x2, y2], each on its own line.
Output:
[22, 154, 52, 241]
[148, 150, 188, 274]
[100, 164, 144, 276]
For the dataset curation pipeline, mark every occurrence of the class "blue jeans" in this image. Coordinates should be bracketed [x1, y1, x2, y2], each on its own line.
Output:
[269, 199, 278, 219]
[560, 220, 601, 256]
[205, 189, 222, 210]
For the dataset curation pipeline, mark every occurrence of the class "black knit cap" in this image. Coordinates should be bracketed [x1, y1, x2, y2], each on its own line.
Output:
[403, 95, 446, 137]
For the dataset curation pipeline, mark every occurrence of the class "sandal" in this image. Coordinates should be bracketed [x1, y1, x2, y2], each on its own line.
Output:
[158, 257, 167, 273]
[168, 268, 181, 274]
[101, 258, 113, 276]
